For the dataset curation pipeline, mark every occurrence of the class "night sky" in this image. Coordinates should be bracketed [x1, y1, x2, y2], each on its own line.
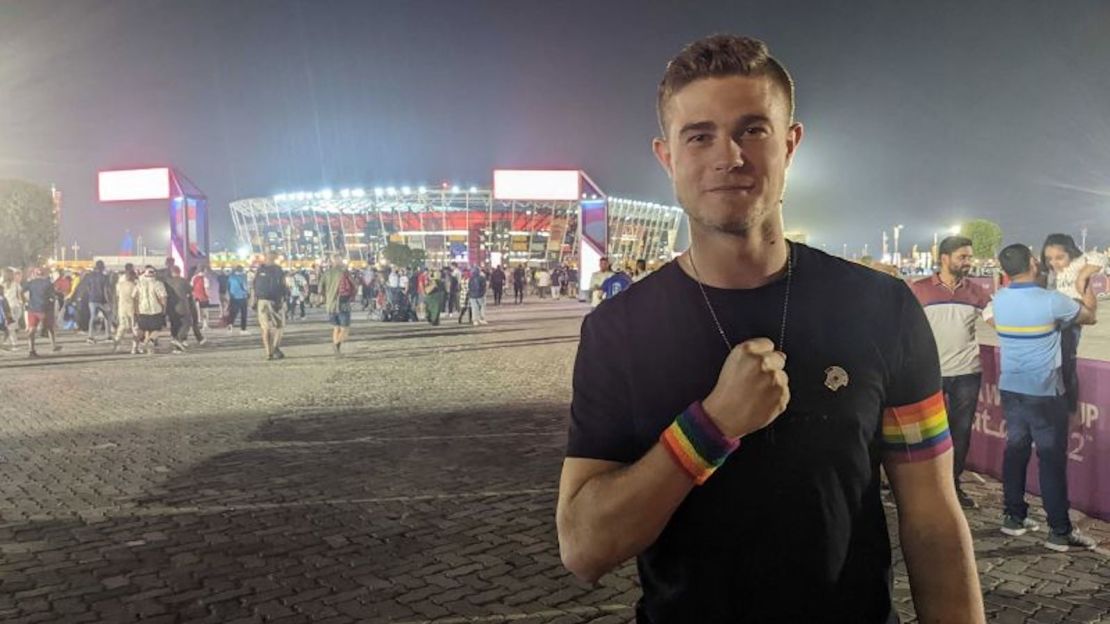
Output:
[2, 0, 1108, 258]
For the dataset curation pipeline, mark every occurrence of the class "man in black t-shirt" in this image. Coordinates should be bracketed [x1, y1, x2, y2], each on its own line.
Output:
[556, 35, 983, 623]
[253, 253, 287, 361]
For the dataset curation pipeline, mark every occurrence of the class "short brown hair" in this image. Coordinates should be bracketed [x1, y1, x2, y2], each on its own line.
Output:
[657, 35, 795, 135]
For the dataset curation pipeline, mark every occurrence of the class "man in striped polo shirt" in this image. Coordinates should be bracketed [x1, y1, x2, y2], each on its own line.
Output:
[989, 243, 1098, 551]
[910, 236, 991, 509]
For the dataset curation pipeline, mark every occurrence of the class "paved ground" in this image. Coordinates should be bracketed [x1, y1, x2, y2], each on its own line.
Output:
[0, 298, 1107, 623]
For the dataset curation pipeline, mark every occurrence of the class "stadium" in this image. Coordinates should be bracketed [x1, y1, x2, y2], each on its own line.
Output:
[229, 169, 685, 272]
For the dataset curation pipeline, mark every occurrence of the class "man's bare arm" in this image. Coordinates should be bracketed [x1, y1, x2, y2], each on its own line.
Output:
[886, 451, 984, 623]
[556, 449, 694, 583]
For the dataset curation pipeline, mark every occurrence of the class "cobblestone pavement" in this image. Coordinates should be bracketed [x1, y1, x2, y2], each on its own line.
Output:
[0, 299, 1107, 623]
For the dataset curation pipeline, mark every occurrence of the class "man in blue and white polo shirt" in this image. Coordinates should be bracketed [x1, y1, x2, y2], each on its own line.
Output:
[989, 243, 1098, 551]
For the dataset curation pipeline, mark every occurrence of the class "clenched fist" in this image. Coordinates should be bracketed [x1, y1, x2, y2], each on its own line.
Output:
[702, 338, 790, 439]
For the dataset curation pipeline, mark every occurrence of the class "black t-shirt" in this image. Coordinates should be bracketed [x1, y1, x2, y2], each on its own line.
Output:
[567, 243, 941, 624]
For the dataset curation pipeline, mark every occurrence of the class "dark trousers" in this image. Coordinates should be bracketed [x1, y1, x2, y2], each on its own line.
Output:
[169, 311, 200, 342]
[189, 309, 204, 341]
[228, 298, 248, 330]
[942, 373, 981, 484]
[1060, 325, 1081, 413]
[1001, 390, 1072, 535]
[513, 283, 524, 303]
[492, 285, 504, 305]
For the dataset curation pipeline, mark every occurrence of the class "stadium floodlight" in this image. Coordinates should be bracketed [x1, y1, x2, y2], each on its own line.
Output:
[451, 185, 460, 193]
[237, 245, 251, 259]
[387, 187, 398, 196]
[469, 186, 478, 193]
[320, 189, 334, 200]
[352, 188, 366, 198]
[274, 193, 287, 202]
[373, 187, 384, 197]
[418, 186, 427, 194]
[339, 189, 351, 199]
[401, 186, 411, 195]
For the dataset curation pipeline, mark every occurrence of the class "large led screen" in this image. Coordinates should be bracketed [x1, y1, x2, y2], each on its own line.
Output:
[493, 170, 580, 201]
[98, 168, 172, 202]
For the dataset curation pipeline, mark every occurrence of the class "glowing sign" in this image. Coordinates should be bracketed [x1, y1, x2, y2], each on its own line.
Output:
[493, 169, 580, 201]
[98, 168, 171, 202]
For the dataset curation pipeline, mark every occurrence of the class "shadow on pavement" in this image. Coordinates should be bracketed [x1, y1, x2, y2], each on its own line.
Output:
[0, 403, 638, 622]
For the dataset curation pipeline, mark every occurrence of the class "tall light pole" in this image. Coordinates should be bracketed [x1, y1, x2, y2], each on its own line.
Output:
[893, 224, 904, 265]
[1081, 226, 1088, 252]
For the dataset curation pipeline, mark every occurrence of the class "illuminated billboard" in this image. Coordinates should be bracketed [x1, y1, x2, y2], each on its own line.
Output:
[98, 167, 172, 202]
[493, 169, 580, 201]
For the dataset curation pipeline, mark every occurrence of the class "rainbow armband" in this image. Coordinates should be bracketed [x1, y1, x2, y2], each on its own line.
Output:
[660, 401, 741, 485]
[881, 392, 953, 464]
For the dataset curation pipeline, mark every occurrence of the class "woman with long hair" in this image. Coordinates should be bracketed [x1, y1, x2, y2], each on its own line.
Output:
[1040, 233, 1106, 413]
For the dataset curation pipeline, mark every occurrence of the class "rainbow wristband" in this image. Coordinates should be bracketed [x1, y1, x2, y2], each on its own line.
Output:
[660, 401, 741, 485]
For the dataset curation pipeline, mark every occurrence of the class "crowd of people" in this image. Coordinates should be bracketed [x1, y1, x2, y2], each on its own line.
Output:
[0, 252, 655, 360]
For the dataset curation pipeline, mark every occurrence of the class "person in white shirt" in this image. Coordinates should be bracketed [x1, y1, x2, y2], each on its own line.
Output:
[1040, 233, 1106, 414]
[588, 257, 613, 308]
[135, 265, 168, 354]
[113, 266, 140, 354]
[537, 269, 553, 299]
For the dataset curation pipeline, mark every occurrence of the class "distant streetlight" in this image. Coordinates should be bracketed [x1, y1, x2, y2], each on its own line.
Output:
[892, 224, 904, 263]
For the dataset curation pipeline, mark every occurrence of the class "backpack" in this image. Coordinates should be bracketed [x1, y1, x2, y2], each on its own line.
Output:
[338, 271, 356, 299]
[254, 266, 285, 301]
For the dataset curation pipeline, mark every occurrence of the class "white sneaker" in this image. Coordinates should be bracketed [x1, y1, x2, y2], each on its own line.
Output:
[1045, 529, 1098, 552]
[1001, 515, 1040, 536]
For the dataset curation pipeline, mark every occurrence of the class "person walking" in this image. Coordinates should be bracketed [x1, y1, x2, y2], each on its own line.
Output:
[20, 267, 60, 357]
[512, 265, 526, 304]
[226, 265, 250, 335]
[165, 265, 196, 352]
[321, 256, 355, 356]
[112, 266, 140, 354]
[491, 265, 506, 305]
[135, 265, 167, 354]
[253, 252, 288, 360]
